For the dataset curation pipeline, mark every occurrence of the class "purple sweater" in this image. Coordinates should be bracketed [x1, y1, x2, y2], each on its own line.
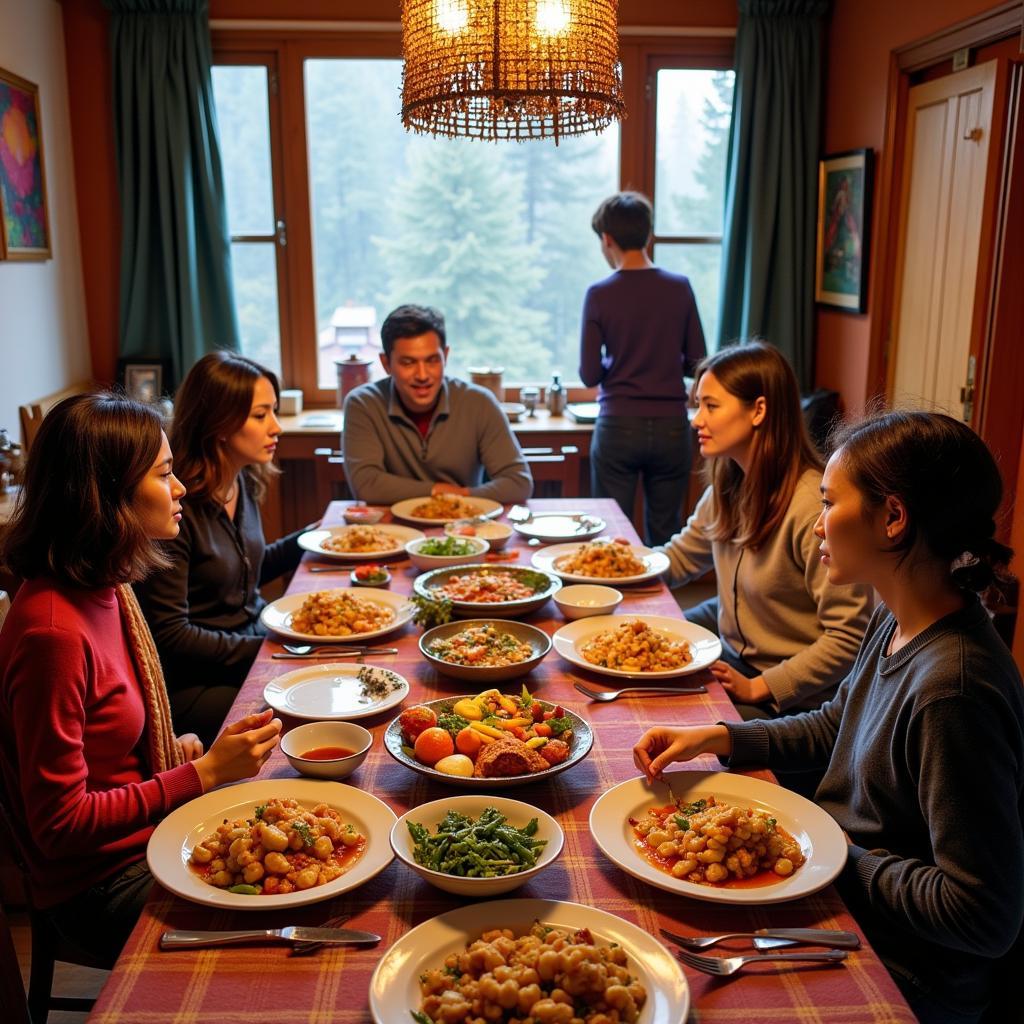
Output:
[578, 268, 706, 417]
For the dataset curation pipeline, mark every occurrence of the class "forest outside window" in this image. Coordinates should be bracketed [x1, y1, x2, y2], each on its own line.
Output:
[211, 36, 734, 405]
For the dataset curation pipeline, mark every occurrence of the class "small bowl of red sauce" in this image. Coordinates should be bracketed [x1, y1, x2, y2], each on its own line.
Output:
[280, 721, 373, 780]
[343, 505, 385, 525]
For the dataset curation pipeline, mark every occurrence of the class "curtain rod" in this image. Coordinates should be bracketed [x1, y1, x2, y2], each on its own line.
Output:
[208, 19, 737, 38]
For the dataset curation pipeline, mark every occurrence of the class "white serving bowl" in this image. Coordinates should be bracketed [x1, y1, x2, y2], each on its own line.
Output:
[342, 505, 385, 524]
[405, 534, 490, 571]
[280, 721, 373, 780]
[553, 584, 623, 620]
[468, 520, 514, 550]
[390, 794, 564, 896]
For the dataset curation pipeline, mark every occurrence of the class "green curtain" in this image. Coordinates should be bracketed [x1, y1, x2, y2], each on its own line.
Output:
[717, 0, 831, 389]
[106, 0, 239, 386]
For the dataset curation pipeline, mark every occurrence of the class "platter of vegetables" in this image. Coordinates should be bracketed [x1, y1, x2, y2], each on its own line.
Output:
[383, 686, 593, 788]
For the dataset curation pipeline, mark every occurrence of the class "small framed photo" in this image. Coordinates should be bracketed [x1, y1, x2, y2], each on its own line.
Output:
[119, 358, 169, 403]
[0, 66, 51, 261]
[815, 148, 873, 313]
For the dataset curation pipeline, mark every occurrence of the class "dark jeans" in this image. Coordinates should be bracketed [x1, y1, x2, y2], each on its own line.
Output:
[591, 415, 692, 546]
[45, 858, 154, 969]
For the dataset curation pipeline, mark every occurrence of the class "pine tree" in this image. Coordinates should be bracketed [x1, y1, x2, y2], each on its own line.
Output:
[373, 138, 552, 379]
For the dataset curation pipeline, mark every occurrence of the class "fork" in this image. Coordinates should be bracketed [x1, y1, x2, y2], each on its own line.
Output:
[675, 947, 848, 975]
[290, 913, 350, 957]
[573, 681, 706, 701]
[660, 926, 861, 951]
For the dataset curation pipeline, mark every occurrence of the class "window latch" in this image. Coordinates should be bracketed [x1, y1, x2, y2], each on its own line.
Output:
[276, 219, 287, 247]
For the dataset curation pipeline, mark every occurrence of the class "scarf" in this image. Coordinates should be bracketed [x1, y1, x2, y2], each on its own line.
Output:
[116, 583, 184, 774]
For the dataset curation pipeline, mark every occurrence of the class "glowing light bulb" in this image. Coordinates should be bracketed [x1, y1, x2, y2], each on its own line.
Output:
[436, 0, 468, 32]
[536, 0, 570, 35]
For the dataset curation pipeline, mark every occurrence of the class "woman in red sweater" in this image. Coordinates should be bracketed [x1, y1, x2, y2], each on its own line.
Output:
[0, 392, 282, 966]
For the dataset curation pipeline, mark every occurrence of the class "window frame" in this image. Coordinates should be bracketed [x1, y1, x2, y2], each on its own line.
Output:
[212, 29, 734, 406]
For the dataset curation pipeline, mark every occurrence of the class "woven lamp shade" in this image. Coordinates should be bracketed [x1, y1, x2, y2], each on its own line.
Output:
[401, 0, 625, 141]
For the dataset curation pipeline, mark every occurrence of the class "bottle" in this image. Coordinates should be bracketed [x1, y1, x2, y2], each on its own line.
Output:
[546, 373, 566, 416]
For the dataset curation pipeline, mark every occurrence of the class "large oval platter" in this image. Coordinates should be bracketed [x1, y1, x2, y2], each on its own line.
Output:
[383, 695, 592, 789]
[413, 563, 561, 618]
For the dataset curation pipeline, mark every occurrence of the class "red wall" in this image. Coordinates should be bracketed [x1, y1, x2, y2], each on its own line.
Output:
[814, 0, 1010, 415]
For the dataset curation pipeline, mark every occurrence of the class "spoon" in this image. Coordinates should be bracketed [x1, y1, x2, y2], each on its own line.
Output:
[281, 643, 374, 655]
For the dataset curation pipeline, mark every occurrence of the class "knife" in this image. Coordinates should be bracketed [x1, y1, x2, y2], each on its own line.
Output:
[160, 926, 381, 950]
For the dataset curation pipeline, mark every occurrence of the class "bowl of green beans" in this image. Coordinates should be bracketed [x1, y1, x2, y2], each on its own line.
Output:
[390, 795, 564, 896]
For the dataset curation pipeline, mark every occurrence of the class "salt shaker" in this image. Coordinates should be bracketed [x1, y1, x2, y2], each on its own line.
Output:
[546, 373, 566, 416]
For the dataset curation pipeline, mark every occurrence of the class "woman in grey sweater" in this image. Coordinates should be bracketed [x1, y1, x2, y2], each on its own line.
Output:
[659, 342, 872, 718]
[635, 411, 1024, 1024]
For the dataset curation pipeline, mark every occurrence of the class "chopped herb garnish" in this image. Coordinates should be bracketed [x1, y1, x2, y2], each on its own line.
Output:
[291, 820, 314, 847]
[253, 805, 266, 821]
[674, 815, 691, 832]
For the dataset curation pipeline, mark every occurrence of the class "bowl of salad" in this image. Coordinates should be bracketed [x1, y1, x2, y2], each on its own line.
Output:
[405, 534, 490, 571]
[350, 563, 391, 587]
[419, 619, 551, 682]
[413, 564, 561, 619]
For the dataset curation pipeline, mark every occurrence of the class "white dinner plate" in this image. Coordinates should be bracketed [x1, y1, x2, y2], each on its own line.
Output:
[553, 614, 721, 679]
[512, 512, 606, 543]
[147, 779, 397, 910]
[368, 898, 689, 1023]
[590, 771, 847, 905]
[297, 523, 424, 560]
[259, 588, 415, 642]
[532, 542, 671, 584]
[390, 495, 503, 525]
[263, 663, 410, 721]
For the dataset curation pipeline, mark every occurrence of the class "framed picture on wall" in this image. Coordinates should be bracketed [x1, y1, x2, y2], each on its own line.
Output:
[0, 66, 51, 261]
[119, 358, 170, 403]
[815, 148, 873, 313]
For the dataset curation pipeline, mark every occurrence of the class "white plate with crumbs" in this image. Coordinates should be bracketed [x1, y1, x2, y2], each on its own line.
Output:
[589, 771, 847, 905]
[369, 898, 688, 1023]
[147, 780, 397, 910]
[259, 588, 415, 642]
[263, 664, 409, 721]
[553, 614, 721, 679]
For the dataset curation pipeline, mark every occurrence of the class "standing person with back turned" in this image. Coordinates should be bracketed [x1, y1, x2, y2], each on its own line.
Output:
[342, 304, 532, 505]
[0, 392, 281, 967]
[635, 411, 1024, 1024]
[135, 352, 306, 747]
[579, 191, 706, 545]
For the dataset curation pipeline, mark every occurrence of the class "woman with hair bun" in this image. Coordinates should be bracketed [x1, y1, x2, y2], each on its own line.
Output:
[0, 392, 281, 966]
[635, 410, 1024, 1024]
[135, 351, 307, 746]
[659, 341, 873, 720]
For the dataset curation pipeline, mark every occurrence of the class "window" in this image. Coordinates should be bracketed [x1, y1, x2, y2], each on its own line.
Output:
[652, 67, 735, 351]
[211, 34, 734, 403]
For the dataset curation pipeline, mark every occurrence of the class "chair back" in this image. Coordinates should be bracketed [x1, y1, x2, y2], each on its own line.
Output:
[18, 382, 92, 452]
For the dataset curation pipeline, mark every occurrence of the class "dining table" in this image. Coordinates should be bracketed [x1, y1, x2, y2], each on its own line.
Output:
[87, 498, 916, 1024]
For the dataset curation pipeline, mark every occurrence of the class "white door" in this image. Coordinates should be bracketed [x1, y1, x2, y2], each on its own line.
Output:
[890, 61, 997, 420]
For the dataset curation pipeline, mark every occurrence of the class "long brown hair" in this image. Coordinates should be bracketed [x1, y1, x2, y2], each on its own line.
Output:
[698, 342, 822, 549]
[1, 392, 170, 587]
[170, 351, 280, 504]
[830, 410, 1013, 597]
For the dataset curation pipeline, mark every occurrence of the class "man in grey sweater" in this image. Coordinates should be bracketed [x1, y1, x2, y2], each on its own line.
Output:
[342, 305, 532, 505]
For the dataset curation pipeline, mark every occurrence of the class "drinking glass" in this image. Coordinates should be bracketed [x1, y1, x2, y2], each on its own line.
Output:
[520, 386, 540, 417]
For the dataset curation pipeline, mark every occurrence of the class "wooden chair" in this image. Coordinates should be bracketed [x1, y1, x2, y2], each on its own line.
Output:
[523, 445, 582, 498]
[312, 448, 350, 510]
[0, 903, 31, 1024]
[18, 382, 92, 452]
[0, 782, 104, 1022]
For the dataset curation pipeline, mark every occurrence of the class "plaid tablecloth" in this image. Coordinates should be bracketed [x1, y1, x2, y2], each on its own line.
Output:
[89, 499, 915, 1023]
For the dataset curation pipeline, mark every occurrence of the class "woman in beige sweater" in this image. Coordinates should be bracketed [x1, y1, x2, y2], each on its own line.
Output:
[659, 342, 872, 720]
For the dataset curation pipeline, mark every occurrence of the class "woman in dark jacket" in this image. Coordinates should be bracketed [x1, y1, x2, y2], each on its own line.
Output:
[136, 352, 305, 745]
